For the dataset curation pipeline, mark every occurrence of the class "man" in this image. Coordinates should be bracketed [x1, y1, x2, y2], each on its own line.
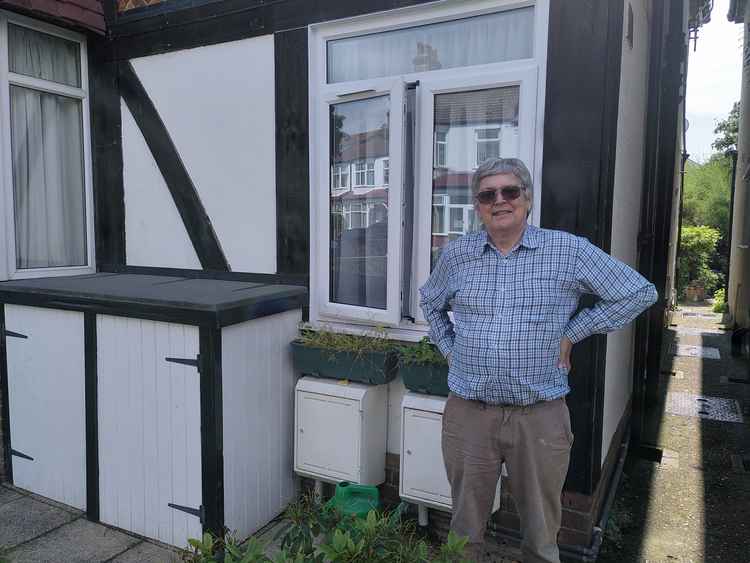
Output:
[420, 158, 657, 563]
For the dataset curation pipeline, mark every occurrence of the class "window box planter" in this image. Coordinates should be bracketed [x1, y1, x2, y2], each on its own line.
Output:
[399, 361, 450, 397]
[290, 340, 398, 385]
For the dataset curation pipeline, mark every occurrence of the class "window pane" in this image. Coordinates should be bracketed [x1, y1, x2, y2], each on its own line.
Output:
[8, 24, 81, 88]
[327, 8, 533, 83]
[329, 96, 390, 309]
[431, 86, 520, 269]
[10, 86, 87, 268]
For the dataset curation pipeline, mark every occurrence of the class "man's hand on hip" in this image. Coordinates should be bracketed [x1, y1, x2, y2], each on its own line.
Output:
[557, 336, 573, 371]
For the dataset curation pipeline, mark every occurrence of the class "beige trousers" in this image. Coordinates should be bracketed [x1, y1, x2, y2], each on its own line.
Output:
[441, 393, 574, 563]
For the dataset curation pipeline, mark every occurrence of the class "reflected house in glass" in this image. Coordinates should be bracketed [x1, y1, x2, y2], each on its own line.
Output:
[0, 0, 714, 560]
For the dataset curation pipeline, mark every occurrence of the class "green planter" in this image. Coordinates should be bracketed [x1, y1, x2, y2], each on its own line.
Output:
[400, 362, 450, 396]
[291, 340, 398, 385]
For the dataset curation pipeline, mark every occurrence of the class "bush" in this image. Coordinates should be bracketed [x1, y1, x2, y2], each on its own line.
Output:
[678, 225, 722, 299]
[713, 288, 728, 313]
[183, 494, 471, 563]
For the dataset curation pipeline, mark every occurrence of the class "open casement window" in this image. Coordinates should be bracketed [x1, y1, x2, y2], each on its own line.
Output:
[310, 0, 547, 332]
[316, 79, 406, 325]
[0, 12, 94, 280]
[411, 67, 538, 321]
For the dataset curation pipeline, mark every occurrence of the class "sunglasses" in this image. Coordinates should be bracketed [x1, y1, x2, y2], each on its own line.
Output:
[475, 186, 526, 205]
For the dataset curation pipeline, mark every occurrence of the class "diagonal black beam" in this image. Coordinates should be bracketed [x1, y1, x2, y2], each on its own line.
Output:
[118, 62, 230, 271]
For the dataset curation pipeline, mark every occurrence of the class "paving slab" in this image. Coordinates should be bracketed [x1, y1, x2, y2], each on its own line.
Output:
[108, 540, 182, 563]
[0, 496, 78, 549]
[0, 486, 22, 508]
[6, 518, 140, 563]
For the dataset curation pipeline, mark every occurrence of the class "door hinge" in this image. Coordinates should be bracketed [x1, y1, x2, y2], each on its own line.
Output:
[5, 330, 28, 339]
[165, 354, 200, 371]
[11, 448, 34, 461]
[168, 502, 204, 523]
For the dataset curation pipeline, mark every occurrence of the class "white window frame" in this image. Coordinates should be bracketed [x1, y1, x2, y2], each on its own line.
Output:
[313, 79, 405, 325]
[382, 158, 389, 185]
[475, 126, 502, 166]
[0, 11, 95, 280]
[434, 130, 448, 168]
[309, 0, 549, 337]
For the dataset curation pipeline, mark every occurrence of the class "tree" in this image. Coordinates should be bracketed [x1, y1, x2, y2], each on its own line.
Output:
[712, 101, 739, 153]
[678, 225, 721, 298]
[681, 154, 732, 236]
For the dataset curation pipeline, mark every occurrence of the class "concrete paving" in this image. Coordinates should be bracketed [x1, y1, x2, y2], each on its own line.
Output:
[598, 304, 750, 563]
[0, 485, 182, 563]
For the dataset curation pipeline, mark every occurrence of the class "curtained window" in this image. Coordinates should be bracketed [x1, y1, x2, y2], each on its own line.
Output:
[2, 18, 91, 274]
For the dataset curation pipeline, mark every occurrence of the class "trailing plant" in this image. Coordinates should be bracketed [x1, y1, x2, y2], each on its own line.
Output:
[397, 337, 448, 367]
[296, 325, 395, 355]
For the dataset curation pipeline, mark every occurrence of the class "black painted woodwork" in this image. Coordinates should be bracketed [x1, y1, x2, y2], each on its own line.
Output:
[88, 37, 126, 269]
[199, 326, 224, 537]
[275, 29, 310, 277]
[118, 62, 230, 272]
[106, 0, 438, 61]
[0, 274, 307, 328]
[638, 0, 685, 437]
[540, 0, 624, 495]
[84, 312, 99, 521]
[0, 305, 12, 483]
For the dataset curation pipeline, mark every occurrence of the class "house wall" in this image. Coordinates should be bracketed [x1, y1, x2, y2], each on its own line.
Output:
[602, 0, 651, 466]
[728, 0, 750, 328]
[121, 35, 277, 273]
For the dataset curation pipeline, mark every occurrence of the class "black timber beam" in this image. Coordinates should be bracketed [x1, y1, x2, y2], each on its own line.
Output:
[118, 62, 230, 272]
[540, 0, 624, 495]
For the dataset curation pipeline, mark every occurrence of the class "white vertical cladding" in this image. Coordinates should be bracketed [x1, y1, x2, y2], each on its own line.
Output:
[222, 309, 301, 540]
[603, 0, 652, 466]
[97, 315, 202, 547]
[129, 35, 277, 274]
[4, 305, 86, 509]
[121, 102, 202, 269]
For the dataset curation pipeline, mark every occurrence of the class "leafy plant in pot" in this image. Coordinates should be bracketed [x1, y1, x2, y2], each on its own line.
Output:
[397, 337, 449, 396]
[291, 326, 399, 385]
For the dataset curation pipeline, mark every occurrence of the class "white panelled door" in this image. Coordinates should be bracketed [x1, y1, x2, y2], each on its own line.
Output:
[97, 315, 202, 547]
[5, 305, 87, 510]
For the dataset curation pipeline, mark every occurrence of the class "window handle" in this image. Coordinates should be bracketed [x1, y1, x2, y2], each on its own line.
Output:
[337, 89, 376, 98]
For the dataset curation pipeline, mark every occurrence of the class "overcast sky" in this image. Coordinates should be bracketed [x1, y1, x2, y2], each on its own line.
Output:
[685, 0, 743, 162]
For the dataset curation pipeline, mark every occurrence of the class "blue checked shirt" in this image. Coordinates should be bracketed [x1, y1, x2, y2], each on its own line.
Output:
[419, 225, 657, 406]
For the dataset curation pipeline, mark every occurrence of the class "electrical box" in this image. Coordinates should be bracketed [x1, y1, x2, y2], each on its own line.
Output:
[294, 377, 387, 486]
[400, 392, 504, 511]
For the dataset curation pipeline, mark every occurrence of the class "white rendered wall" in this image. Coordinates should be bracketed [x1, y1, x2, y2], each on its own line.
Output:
[122, 103, 202, 269]
[129, 35, 277, 273]
[222, 309, 301, 540]
[602, 0, 652, 466]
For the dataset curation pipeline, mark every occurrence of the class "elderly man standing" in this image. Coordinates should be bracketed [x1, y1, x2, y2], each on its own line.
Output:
[419, 157, 657, 563]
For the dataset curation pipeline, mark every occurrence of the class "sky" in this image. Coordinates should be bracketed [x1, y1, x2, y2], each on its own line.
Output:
[685, 0, 743, 162]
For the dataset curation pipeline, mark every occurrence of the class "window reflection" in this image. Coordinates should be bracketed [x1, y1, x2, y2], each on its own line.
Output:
[329, 96, 390, 309]
[431, 87, 520, 268]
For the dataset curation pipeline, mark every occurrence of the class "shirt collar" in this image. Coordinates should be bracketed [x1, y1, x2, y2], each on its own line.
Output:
[476, 224, 541, 257]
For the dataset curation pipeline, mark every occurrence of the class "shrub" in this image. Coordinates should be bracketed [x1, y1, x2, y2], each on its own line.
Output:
[397, 337, 448, 366]
[678, 225, 722, 298]
[713, 288, 728, 313]
[183, 494, 470, 563]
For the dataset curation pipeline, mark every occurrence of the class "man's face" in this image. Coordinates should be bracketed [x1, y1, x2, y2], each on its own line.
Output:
[475, 173, 530, 236]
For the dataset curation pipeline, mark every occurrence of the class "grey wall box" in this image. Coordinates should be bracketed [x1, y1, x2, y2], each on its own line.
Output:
[0, 273, 307, 547]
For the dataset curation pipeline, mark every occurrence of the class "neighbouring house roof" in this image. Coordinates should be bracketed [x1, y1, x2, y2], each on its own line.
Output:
[336, 129, 388, 162]
[0, 0, 105, 34]
[728, 0, 746, 22]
